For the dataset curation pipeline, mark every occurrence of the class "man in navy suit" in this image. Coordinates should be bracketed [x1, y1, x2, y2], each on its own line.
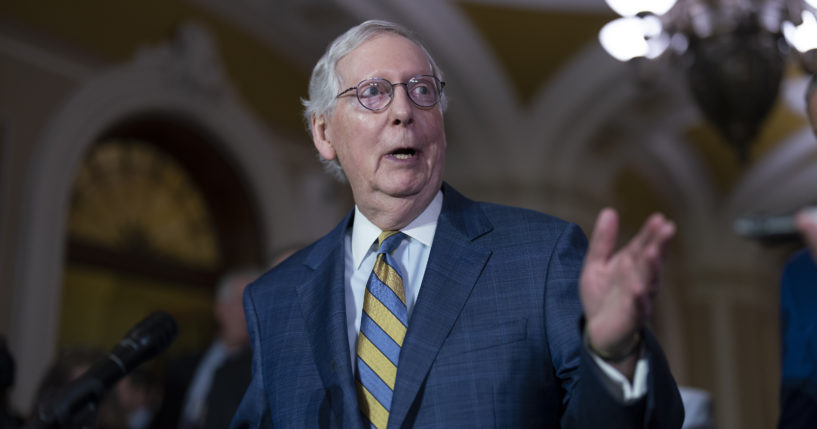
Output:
[778, 75, 817, 429]
[779, 213, 817, 428]
[231, 19, 684, 428]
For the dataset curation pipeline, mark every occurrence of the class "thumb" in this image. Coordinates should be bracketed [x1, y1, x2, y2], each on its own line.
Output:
[586, 208, 618, 265]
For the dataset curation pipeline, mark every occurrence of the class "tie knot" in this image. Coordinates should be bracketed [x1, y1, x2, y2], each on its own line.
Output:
[377, 230, 405, 255]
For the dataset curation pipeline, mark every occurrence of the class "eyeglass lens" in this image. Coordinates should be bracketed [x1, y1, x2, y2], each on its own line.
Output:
[357, 76, 441, 110]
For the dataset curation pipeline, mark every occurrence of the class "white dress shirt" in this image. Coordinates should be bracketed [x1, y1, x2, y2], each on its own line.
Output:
[344, 191, 443, 367]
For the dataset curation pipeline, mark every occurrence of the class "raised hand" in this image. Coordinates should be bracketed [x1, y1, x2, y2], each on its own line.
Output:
[580, 208, 675, 374]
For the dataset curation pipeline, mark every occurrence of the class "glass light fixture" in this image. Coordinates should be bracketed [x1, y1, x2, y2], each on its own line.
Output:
[599, 16, 669, 61]
[604, 0, 678, 17]
[782, 10, 817, 54]
[600, 0, 817, 161]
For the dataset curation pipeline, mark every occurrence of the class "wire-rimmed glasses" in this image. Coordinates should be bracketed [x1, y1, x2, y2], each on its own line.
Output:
[336, 75, 445, 111]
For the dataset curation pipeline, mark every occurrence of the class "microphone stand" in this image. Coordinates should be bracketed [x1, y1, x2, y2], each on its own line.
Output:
[25, 312, 178, 429]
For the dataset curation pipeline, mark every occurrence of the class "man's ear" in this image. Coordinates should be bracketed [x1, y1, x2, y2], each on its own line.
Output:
[311, 113, 337, 161]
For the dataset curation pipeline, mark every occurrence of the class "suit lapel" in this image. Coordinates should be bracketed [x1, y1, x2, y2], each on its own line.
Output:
[294, 212, 364, 427]
[389, 184, 493, 427]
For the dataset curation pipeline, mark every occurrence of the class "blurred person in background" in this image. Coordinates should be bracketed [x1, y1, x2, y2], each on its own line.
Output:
[150, 268, 261, 429]
[778, 74, 817, 429]
[116, 369, 160, 429]
[0, 336, 24, 429]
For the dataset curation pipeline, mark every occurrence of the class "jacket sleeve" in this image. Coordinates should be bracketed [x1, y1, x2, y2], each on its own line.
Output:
[546, 223, 685, 428]
[230, 285, 273, 429]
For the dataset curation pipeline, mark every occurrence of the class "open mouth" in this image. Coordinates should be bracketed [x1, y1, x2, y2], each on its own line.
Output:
[391, 148, 416, 160]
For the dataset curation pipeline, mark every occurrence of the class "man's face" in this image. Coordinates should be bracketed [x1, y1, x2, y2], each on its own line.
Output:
[313, 33, 446, 226]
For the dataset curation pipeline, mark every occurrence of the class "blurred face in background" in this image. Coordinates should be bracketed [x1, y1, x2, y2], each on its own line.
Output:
[215, 275, 253, 349]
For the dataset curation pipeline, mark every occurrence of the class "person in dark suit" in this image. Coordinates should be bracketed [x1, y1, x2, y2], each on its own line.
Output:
[779, 232, 817, 428]
[200, 348, 252, 429]
[778, 75, 817, 429]
[0, 336, 24, 429]
[151, 269, 259, 429]
[231, 19, 684, 428]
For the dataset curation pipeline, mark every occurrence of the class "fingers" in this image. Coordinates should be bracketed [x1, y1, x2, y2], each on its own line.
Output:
[586, 208, 619, 265]
[626, 213, 675, 295]
[631, 213, 675, 253]
[584, 209, 675, 289]
[634, 213, 675, 259]
[583, 211, 675, 346]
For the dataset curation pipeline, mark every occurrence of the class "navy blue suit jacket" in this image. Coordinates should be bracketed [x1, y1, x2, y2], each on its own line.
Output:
[779, 249, 817, 428]
[231, 184, 683, 428]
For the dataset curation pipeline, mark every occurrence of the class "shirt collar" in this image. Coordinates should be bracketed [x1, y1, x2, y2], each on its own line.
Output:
[351, 190, 443, 269]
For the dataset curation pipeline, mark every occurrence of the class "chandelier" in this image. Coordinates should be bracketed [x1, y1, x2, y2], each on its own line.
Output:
[599, 0, 817, 161]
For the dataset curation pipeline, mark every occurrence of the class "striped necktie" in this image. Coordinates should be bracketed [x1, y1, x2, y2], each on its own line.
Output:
[356, 230, 407, 429]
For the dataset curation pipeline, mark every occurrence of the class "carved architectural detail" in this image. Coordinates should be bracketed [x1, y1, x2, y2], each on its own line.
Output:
[134, 21, 227, 99]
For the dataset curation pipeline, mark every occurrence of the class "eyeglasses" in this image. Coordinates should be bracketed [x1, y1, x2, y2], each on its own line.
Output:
[336, 75, 445, 111]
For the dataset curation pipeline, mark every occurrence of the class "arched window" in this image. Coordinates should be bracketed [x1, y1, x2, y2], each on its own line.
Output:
[61, 115, 265, 355]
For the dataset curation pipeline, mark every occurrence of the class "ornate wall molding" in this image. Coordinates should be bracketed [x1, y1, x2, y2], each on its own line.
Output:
[9, 21, 299, 411]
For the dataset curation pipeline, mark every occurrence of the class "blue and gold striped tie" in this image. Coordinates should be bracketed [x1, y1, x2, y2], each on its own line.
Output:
[356, 230, 407, 429]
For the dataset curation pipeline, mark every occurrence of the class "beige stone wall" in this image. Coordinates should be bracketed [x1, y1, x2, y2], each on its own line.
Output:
[0, 35, 86, 335]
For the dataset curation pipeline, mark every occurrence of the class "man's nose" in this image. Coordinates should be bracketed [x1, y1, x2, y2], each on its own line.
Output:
[389, 84, 414, 125]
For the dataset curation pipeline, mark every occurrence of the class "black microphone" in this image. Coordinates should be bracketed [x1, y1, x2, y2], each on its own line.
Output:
[733, 208, 817, 242]
[30, 311, 178, 429]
